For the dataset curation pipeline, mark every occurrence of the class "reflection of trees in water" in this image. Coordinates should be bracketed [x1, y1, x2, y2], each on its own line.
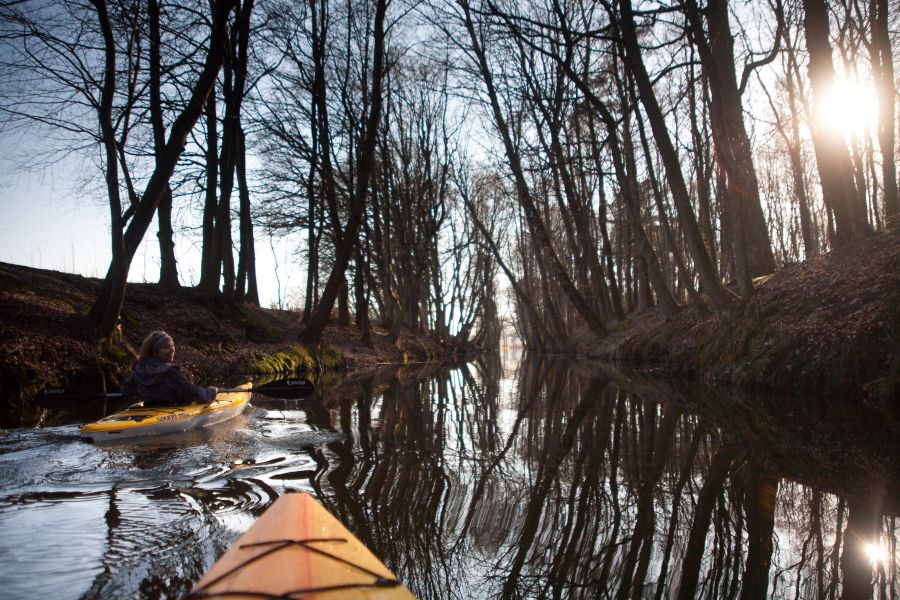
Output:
[316, 356, 897, 599]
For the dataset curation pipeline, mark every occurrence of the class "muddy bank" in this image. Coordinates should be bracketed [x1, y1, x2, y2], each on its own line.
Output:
[593, 224, 900, 405]
[0, 262, 478, 425]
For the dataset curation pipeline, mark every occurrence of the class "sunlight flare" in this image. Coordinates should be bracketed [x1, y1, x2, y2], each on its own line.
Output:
[817, 79, 879, 138]
[864, 542, 887, 566]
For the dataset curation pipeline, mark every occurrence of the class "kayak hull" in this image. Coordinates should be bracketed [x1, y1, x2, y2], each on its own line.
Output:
[79, 384, 251, 442]
[190, 492, 416, 599]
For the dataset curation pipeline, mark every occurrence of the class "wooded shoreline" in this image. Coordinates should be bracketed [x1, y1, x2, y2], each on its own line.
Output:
[0, 260, 474, 426]
[3, 0, 898, 400]
[593, 224, 900, 405]
[2, 222, 897, 427]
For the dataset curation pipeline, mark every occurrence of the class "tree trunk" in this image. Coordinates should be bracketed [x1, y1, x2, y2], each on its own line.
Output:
[802, 0, 873, 245]
[300, 0, 389, 344]
[617, 0, 737, 313]
[870, 0, 898, 219]
[781, 43, 818, 257]
[149, 0, 179, 289]
[87, 0, 127, 339]
[219, 0, 254, 304]
[688, 59, 719, 267]
[302, 0, 324, 322]
[235, 126, 258, 304]
[88, 0, 236, 339]
[214, 7, 242, 304]
[337, 277, 350, 326]
[684, 0, 776, 290]
[199, 93, 220, 293]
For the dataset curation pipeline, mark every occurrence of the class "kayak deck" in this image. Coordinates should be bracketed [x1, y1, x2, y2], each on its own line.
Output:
[79, 383, 251, 442]
[189, 492, 416, 599]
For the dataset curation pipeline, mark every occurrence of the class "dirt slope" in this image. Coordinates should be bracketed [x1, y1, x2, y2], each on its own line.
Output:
[597, 224, 900, 405]
[0, 263, 461, 422]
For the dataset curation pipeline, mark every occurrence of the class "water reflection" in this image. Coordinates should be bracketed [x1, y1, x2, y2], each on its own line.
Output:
[0, 355, 897, 599]
[314, 355, 898, 600]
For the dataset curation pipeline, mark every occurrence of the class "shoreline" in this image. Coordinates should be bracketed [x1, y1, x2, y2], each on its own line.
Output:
[2, 223, 897, 427]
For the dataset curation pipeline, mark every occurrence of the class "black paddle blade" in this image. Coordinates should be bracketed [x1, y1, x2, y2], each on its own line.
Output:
[252, 377, 315, 399]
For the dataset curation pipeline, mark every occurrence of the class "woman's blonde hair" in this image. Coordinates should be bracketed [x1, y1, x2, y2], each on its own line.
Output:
[139, 330, 173, 362]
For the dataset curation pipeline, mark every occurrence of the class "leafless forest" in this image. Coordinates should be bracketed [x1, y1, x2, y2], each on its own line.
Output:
[0, 0, 896, 347]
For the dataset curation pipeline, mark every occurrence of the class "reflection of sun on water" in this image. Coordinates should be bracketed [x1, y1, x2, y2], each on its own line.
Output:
[817, 79, 879, 138]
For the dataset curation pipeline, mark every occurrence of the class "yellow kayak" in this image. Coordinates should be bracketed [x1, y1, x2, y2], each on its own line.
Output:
[189, 492, 416, 599]
[79, 383, 251, 443]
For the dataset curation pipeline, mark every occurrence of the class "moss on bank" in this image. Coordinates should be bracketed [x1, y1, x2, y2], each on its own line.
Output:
[240, 343, 347, 377]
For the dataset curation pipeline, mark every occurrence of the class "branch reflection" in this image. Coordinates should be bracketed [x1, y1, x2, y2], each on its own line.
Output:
[314, 356, 898, 600]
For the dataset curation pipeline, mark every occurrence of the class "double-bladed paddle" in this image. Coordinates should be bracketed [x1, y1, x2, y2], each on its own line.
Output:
[35, 377, 315, 403]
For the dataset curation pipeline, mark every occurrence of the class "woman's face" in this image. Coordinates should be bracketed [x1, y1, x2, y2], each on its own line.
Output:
[156, 338, 175, 362]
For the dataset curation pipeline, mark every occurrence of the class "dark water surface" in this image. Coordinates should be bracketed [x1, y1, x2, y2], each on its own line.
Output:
[0, 353, 897, 599]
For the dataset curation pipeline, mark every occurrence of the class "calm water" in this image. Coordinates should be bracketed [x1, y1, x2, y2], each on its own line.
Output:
[0, 353, 897, 599]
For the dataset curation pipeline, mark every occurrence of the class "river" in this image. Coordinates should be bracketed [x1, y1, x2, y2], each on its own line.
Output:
[0, 352, 897, 599]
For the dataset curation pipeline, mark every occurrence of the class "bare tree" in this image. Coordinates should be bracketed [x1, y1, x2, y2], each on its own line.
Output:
[682, 0, 778, 296]
[0, 0, 236, 339]
[802, 0, 873, 245]
[868, 0, 897, 218]
[455, 0, 609, 337]
[299, 0, 389, 343]
[614, 0, 739, 312]
[87, 0, 236, 339]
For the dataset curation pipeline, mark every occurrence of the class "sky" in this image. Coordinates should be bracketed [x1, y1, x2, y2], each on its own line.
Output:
[0, 138, 304, 309]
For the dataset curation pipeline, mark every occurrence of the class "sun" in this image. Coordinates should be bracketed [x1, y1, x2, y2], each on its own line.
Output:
[817, 79, 880, 139]
[864, 542, 887, 566]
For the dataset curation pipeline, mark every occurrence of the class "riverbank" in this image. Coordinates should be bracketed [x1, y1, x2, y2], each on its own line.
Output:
[0, 262, 475, 423]
[2, 223, 898, 424]
[594, 222, 900, 406]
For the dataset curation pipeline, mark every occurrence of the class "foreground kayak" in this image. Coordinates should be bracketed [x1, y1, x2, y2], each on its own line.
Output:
[79, 383, 251, 443]
[189, 492, 416, 599]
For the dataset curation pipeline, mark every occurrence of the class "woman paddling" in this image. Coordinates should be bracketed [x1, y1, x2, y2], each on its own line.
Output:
[123, 331, 217, 406]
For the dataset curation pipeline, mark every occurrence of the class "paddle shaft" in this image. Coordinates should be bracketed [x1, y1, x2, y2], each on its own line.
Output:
[214, 386, 309, 396]
[36, 378, 315, 402]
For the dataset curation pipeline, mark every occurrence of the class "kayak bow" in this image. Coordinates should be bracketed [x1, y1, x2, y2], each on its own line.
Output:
[189, 492, 416, 599]
[79, 383, 251, 443]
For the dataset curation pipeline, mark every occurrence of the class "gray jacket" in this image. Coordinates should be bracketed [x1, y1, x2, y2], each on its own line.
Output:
[122, 357, 215, 405]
